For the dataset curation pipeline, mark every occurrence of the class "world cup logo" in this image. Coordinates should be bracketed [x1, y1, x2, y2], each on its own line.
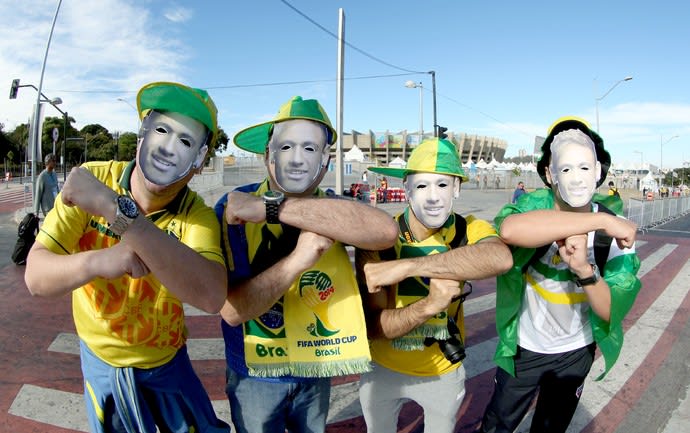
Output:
[299, 270, 338, 337]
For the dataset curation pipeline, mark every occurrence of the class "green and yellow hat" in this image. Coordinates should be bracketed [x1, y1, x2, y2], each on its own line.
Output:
[233, 96, 337, 154]
[369, 138, 468, 181]
[137, 81, 218, 143]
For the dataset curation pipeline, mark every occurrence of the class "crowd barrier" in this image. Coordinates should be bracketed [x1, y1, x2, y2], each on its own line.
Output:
[376, 187, 406, 203]
[626, 195, 690, 231]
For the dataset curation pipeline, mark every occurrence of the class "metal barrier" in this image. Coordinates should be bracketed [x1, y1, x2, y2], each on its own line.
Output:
[626, 195, 690, 231]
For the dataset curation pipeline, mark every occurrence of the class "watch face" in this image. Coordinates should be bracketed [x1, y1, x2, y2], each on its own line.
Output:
[118, 196, 139, 218]
[264, 190, 285, 203]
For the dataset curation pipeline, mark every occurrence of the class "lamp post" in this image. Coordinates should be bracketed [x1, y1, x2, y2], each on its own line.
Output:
[404, 80, 423, 146]
[117, 97, 140, 131]
[595, 76, 633, 133]
[660, 134, 679, 187]
[9, 80, 69, 183]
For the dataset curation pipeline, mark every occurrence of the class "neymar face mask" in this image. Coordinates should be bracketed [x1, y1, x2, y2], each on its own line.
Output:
[547, 129, 601, 209]
[137, 111, 209, 187]
[266, 119, 331, 194]
[405, 172, 459, 229]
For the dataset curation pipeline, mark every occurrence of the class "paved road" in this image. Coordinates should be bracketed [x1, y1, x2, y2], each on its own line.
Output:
[1, 182, 688, 433]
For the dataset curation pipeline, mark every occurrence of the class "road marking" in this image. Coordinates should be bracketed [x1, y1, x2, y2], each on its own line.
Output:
[9, 242, 677, 431]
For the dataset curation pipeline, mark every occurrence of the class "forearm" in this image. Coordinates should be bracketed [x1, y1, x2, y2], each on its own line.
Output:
[25, 245, 99, 297]
[122, 217, 227, 313]
[373, 299, 437, 339]
[584, 280, 611, 321]
[391, 238, 512, 281]
[500, 211, 607, 247]
[279, 198, 398, 249]
[220, 253, 305, 326]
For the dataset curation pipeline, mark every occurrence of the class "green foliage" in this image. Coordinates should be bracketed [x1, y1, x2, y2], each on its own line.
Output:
[1, 118, 229, 167]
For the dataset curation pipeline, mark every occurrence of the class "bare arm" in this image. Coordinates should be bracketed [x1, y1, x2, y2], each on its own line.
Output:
[363, 237, 512, 293]
[366, 278, 462, 339]
[559, 234, 611, 321]
[221, 231, 333, 326]
[25, 241, 150, 297]
[500, 210, 636, 249]
[26, 167, 227, 313]
[224, 192, 398, 250]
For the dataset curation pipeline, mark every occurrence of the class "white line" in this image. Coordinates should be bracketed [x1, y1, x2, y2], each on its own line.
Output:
[514, 244, 681, 432]
[15, 243, 677, 430]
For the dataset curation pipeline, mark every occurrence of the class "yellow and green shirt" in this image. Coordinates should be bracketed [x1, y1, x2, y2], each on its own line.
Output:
[37, 161, 225, 368]
[370, 213, 498, 377]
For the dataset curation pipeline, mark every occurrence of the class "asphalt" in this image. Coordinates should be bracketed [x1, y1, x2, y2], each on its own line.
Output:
[1, 177, 688, 433]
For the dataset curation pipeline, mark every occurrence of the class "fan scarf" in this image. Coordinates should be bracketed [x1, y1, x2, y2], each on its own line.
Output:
[238, 183, 371, 377]
[391, 208, 461, 351]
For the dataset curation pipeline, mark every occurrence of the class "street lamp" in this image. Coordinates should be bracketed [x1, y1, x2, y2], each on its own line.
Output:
[117, 97, 140, 131]
[595, 76, 633, 133]
[9, 79, 69, 183]
[660, 134, 679, 187]
[404, 80, 423, 146]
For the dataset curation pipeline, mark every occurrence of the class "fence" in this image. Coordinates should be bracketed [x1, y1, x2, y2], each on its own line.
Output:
[626, 195, 690, 231]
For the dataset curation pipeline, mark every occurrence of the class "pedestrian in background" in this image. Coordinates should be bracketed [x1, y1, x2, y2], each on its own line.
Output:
[511, 181, 526, 204]
[34, 153, 59, 217]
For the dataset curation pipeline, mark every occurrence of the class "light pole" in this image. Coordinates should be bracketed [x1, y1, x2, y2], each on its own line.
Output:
[595, 76, 633, 133]
[660, 134, 679, 187]
[404, 80, 423, 146]
[9, 80, 69, 182]
[117, 97, 140, 131]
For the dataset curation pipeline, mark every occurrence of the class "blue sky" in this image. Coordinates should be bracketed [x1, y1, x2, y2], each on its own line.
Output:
[2, 0, 690, 170]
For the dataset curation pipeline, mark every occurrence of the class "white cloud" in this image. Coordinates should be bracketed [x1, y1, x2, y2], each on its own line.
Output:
[164, 6, 193, 23]
[0, 0, 189, 134]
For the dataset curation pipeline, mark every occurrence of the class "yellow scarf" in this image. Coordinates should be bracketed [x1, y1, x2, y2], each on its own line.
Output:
[242, 183, 371, 377]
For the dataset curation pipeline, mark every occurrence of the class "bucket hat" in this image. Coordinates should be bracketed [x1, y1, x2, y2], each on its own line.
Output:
[137, 81, 218, 143]
[233, 96, 337, 154]
[537, 116, 610, 187]
[369, 138, 468, 181]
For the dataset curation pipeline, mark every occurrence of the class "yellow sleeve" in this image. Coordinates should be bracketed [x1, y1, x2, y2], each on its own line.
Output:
[465, 214, 498, 245]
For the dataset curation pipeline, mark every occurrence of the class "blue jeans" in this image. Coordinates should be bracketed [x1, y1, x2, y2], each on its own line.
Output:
[225, 368, 331, 433]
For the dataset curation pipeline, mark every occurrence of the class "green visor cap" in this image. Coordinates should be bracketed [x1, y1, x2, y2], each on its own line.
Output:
[137, 81, 218, 142]
[233, 96, 337, 154]
[369, 138, 468, 181]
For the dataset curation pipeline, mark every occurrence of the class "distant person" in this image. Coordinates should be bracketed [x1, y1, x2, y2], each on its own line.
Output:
[34, 153, 59, 217]
[25, 82, 230, 433]
[215, 96, 398, 433]
[379, 176, 388, 203]
[494, 176, 500, 189]
[356, 138, 512, 433]
[608, 181, 620, 198]
[511, 181, 526, 203]
[478, 116, 641, 433]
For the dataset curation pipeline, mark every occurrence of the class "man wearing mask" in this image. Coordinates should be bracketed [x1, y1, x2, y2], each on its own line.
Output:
[478, 117, 641, 433]
[356, 138, 512, 433]
[25, 82, 230, 433]
[215, 96, 398, 433]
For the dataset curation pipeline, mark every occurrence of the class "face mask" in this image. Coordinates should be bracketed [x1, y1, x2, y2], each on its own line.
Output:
[137, 111, 208, 187]
[548, 134, 600, 208]
[266, 119, 329, 194]
[404, 172, 458, 228]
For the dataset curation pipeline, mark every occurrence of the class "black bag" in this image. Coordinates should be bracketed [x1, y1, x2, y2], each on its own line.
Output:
[12, 213, 39, 265]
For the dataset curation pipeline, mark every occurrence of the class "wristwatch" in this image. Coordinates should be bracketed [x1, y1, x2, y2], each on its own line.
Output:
[110, 195, 139, 236]
[263, 190, 285, 224]
[575, 264, 600, 287]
